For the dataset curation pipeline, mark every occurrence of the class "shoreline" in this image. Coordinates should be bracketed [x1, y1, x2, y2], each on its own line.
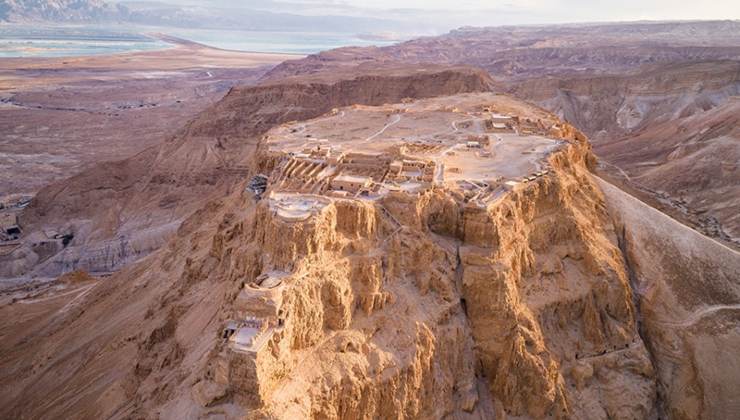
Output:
[0, 35, 304, 62]
[0, 39, 303, 74]
[148, 33, 308, 56]
[0, 38, 302, 92]
[0, 26, 356, 59]
[0, 26, 310, 60]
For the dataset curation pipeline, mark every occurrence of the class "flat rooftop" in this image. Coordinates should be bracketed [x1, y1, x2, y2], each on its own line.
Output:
[265, 92, 565, 189]
[333, 174, 372, 183]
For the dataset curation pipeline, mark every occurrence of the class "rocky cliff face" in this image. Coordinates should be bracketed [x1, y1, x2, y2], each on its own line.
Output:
[3, 61, 738, 420]
[508, 61, 740, 141]
[456, 142, 656, 419]
[512, 60, 740, 246]
[6, 66, 492, 279]
[0, 99, 663, 419]
[260, 23, 740, 249]
[145, 118, 658, 419]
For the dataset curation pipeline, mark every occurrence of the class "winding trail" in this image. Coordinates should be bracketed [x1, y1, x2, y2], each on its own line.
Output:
[16, 282, 99, 318]
[56, 283, 98, 314]
[363, 114, 401, 143]
[600, 159, 633, 182]
[17, 285, 91, 305]
[654, 304, 740, 328]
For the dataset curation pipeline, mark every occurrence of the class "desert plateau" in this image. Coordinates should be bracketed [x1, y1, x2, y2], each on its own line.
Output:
[0, 1, 739, 419]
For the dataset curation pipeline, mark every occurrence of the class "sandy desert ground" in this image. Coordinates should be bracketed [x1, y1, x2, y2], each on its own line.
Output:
[0, 37, 299, 195]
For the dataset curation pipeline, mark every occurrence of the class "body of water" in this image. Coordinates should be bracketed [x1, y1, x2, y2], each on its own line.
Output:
[0, 26, 169, 57]
[157, 27, 401, 55]
[0, 25, 402, 58]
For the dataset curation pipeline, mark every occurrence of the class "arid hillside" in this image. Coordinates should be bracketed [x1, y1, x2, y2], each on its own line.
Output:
[1, 85, 660, 419]
[1, 20, 739, 420]
[2, 59, 739, 418]
[595, 94, 740, 243]
[511, 60, 740, 244]
[509, 61, 740, 138]
[263, 21, 740, 247]
[0, 0, 121, 22]
[264, 21, 740, 82]
[1, 65, 492, 279]
[597, 178, 740, 419]
[0, 39, 296, 195]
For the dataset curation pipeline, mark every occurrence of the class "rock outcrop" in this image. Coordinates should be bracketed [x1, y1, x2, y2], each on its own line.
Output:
[2, 59, 738, 420]
[220, 133, 659, 419]
[456, 141, 656, 419]
[6, 65, 493, 278]
[260, 23, 740, 248]
[0, 93, 662, 419]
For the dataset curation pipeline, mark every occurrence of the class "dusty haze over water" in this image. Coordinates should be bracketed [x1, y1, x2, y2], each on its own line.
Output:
[148, 0, 740, 29]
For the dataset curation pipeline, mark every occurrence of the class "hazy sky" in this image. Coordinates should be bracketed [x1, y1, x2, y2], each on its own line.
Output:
[123, 1, 740, 35]
[277, 0, 740, 20]
[169, 0, 740, 19]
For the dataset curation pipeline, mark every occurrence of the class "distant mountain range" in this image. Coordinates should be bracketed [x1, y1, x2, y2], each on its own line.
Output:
[0, 0, 402, 33]
[0, 0, 125, 22]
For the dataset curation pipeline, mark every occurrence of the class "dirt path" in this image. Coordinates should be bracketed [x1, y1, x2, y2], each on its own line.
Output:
[17, 283, 95, 305]
[655, 304, 740, 328]
[599, 159, 633, 182]
[363, 114, 401, 143]
[56, 283, 99, 314]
